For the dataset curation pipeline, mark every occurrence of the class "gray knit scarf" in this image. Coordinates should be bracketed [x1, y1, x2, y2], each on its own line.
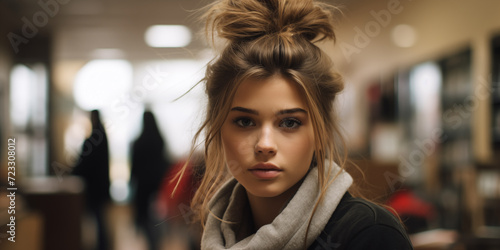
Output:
[201, 163, 353, 250]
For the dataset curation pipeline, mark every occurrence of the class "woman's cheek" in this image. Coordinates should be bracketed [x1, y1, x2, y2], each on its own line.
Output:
[288, 133, 314, 161]
[236, 135, 255, 158]
[223, 133, 253, 176]
[227, 159, 245, 177]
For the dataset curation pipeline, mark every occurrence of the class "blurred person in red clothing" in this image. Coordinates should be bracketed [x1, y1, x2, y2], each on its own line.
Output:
[156, 153, 204, 250]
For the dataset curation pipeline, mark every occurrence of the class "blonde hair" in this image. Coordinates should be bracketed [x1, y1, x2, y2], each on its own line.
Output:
[179, 0, 349, 235]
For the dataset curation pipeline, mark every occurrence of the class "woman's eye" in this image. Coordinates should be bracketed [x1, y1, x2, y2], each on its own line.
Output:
[279, 118, 301, 129]
[234, 118, 255, 127]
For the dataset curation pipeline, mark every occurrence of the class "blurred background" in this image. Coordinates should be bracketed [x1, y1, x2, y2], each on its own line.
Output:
[1, 0, 500, 249]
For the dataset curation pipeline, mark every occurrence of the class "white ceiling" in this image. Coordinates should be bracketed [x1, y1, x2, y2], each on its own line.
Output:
[2, 0, 356, 61]
[54, 0, 208, 60]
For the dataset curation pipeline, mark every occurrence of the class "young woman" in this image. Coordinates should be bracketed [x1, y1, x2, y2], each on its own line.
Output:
[178, 0, 414, 249]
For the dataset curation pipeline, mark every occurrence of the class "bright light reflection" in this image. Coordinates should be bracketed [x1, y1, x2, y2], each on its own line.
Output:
[73, 60, 133, 110]
[10, 64, 35, 129]
[110, 179, 129, 203]
[144, 25, 192, 48]
[410, 62, 442, 136]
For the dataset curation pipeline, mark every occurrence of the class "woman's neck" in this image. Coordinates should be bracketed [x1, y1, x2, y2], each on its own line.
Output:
[246, 181, 302, 230]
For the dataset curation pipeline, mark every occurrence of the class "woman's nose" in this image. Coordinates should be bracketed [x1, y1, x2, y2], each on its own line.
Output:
[255, 127, 277, 156]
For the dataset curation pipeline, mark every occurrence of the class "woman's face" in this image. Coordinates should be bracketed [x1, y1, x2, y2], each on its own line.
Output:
[221, 75, 315, 198]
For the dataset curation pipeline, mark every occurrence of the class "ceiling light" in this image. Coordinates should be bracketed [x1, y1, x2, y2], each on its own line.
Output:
[391, 24, 417, 48]
[144, 25, 192, 48]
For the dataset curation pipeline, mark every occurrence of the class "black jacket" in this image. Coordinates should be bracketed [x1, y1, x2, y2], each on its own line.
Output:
[309, 192, 413, 250]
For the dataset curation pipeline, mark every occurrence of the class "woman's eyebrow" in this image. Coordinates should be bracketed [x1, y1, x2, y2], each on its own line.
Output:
[276, 108, 307, 115]
[230, 106, 307, 115]
[230, 106, 259, 115]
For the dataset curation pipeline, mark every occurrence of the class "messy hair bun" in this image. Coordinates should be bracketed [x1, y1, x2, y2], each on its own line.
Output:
[205, 0, 338, 44]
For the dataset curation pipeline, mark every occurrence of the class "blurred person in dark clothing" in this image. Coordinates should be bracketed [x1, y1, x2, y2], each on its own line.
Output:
[73, 109, 111, 250]
[130, 110, 172, 250]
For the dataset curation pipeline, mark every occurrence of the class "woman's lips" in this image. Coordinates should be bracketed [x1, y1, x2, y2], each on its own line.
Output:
[249, 163, 282, 179]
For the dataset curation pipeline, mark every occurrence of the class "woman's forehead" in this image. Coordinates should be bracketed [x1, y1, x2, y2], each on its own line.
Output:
[231, 75, 308, 109]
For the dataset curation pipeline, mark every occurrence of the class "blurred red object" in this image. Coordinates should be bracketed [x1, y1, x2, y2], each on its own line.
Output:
[387, 189, 435, 218]
[156, 160, 197, 221]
